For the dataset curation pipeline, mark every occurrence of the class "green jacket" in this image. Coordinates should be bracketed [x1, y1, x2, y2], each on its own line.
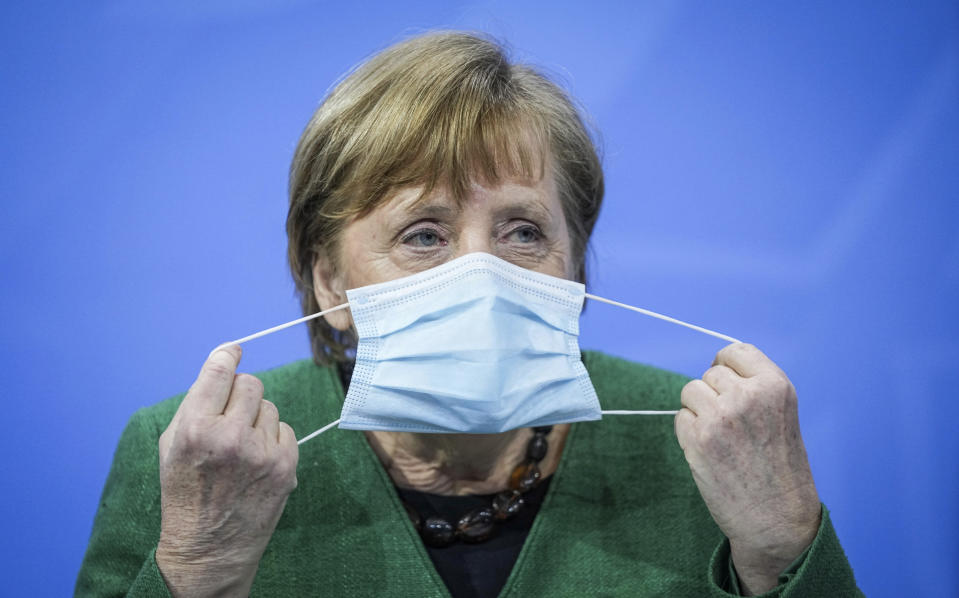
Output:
[76, 351, 862, 597]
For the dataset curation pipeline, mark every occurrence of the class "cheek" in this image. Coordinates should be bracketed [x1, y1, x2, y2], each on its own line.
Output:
[524, 243, 572, 280]
[549, 253, 574, 280]
[337, 222, 380, 287]
[548, 224, 575, 280]
[338, 227, 411, 289]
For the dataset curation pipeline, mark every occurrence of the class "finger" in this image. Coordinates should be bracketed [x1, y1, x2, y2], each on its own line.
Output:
[223, 373, 265, 425]
[181, 345, 243, 417]
[253, 399, 281, 442]
[680, 379, 718, 417]
[674, 408, 697, 452]
[279, 422, 298, 454]
[279, 422, 300, 478]
[702, 365, 741, 395]
[713, 343, 784, 379]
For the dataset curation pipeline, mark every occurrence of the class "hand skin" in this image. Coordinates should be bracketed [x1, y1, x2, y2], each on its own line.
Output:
[155, 345, 299, 597]
[675, 343, 821, 596]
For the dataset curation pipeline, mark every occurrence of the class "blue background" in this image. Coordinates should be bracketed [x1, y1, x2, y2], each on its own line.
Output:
[2, 2, 957, 595]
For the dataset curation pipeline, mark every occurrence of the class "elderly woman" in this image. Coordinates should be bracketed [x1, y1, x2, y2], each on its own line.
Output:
[77, 32, 861, 597]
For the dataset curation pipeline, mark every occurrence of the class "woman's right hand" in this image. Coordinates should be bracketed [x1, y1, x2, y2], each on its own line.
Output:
[155, 345, 299, 598]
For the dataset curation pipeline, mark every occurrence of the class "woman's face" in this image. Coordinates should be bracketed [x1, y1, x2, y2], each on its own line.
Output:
[313, 173, 573, 331]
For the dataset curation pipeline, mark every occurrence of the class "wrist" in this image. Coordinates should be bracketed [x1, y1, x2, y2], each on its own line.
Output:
[728, 548, 788, 596]
[728, 510, 820, 595]
[156, 540, 259, 598]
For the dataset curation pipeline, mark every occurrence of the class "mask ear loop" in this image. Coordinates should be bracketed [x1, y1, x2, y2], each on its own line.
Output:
[207, 302, 351, 445]
[209, 302, 351, 357]
[584, 294, 741, 344]
[296, 418, 342, 445]
[216, 296, 741, 444]
[584, 293, 742, 418]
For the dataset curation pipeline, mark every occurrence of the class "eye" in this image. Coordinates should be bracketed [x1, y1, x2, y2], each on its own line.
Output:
[506, 225, 541, 244]
[402, 228, 445, 248]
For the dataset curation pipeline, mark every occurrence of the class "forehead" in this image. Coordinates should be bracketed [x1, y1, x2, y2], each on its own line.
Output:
[373, 172, 561, 223]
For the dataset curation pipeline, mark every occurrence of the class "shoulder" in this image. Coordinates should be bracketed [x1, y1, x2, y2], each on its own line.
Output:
[581, 350, 691, 411]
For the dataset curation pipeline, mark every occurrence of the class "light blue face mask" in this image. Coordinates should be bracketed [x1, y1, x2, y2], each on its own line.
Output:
[212, 252, 740, 442]
[342, 252, 598, 434]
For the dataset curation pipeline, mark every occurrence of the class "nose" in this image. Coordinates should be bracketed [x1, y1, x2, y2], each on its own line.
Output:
[454, 223, 494, 258]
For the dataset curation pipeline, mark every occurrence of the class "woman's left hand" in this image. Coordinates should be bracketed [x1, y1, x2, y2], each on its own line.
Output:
[675, 343, 821, 596]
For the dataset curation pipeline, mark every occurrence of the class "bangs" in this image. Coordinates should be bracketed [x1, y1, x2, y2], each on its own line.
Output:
[319, 47, 550, 218]
[402, 107, 550, 208]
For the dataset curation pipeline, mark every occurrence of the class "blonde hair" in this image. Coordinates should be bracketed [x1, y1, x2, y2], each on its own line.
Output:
[287, 31, 604, 365]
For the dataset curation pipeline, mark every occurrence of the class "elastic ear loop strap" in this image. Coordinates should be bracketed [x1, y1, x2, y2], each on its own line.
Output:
[210, 302, 351, 356]
[213, 296, 740, 445]
[209, 302, 350, 446]
[585, 293, 741, 419]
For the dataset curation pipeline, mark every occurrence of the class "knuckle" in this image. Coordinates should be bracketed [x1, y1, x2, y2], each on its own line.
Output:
[776, 373, 796, 393]
[281, 456, 300, 489]
[279, 422, 298, 445]
[702, 366, 722, 383]
[680, 384, 702, 408]
[698, 425, 721, 451]
[235, 373, 265, 395]
[211, 423, 246, 457]
[178, 419, 207, 448]
[753, 374, 795, 406]
[274, 455, 295, 480]
[203, 361, 234, 381]
[260, 399, 279, 419]
[248, 447, 270, 470]
[674, 409, 694, 434]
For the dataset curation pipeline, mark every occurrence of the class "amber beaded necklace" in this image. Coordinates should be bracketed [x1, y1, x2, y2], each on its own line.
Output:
[400, 426, 553, 548]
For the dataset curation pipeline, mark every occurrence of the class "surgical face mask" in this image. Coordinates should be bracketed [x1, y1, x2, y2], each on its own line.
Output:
[342, 252, 598, 434]
[213, 252, 740, 442]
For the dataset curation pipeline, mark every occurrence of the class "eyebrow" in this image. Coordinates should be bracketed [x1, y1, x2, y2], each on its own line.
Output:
[494, 201, 554, 225]
[401, 203, 457, 220]
[390, 189, 556, 226]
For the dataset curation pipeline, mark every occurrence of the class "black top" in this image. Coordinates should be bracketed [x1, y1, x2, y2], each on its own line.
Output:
[396, 478, 552, 598]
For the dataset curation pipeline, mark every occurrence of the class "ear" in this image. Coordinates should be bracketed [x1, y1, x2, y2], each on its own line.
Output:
[311, 255, 352, 331]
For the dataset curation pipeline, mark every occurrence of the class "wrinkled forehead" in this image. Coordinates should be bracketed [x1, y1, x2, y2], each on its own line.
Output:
[374, 173, 561, 227]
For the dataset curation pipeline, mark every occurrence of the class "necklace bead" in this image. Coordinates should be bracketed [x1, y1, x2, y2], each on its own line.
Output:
[509, 461, 542, 492]
[456, 507, 496, 543]
[402, 426, 553, 548]
[492, 490, 524, 521]
[526, 434, 549, 461]
[422, 516, 456, 548]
